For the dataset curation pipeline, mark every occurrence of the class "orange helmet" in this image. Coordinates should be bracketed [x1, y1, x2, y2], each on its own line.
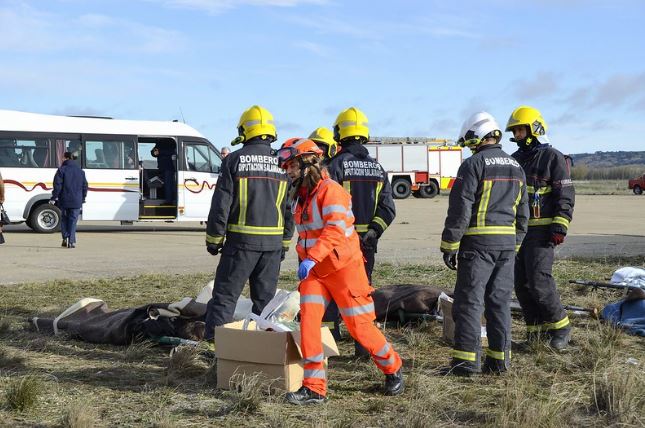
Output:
[277, 138, 323, 168]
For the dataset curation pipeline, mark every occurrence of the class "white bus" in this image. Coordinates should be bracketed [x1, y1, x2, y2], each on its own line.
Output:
[0, 110, 221, 232]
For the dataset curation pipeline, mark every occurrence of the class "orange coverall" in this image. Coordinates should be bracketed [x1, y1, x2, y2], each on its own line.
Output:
[294, 174, 402, 396]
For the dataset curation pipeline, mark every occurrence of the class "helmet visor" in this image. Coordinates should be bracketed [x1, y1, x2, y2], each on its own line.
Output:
[277, 146, 298, 168]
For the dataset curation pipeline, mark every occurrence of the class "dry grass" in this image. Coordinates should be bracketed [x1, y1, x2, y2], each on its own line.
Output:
[4, 374, 42, 412]
[0, 260, 643, 426]
[61, 400, 99, 428]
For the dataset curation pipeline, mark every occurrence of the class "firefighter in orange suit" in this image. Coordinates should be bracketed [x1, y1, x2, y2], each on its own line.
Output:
[277, 138, 404, 405]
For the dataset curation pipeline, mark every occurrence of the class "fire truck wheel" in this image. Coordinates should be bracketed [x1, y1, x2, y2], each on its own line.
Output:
[634, 185, 643, 195]
[392, 178, 412, 199]
[418, 181, 439, 199]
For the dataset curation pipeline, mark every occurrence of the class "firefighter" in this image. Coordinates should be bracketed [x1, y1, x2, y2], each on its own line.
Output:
[440, 112, 529, 375]
[308, 127, 338, 165]
[506, 106, 575, 350]
[277, 138, 403, 404]
[327, 107, 395, 283]
[203, 105, 293, 341]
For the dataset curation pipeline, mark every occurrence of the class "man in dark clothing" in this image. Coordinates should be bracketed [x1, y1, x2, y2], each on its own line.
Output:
[326, 107, 396, 353]
[327, 107, 396, 282]
[50, 152, 88, 248]
[440, 112, 528, 375]
[151, 141, 177, 204]
[203, 105, 293, 341]
[506, 105, 575, 350]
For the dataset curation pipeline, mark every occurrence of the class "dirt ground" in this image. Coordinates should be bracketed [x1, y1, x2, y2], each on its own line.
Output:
[1, 194, 643, 285]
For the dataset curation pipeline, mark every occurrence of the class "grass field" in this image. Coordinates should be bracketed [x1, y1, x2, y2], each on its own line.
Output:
[1, 257, 644, 427]
[570, 180, 633, 195]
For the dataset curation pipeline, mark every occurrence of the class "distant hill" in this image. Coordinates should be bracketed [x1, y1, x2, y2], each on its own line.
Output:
[570, 151, 645, 168]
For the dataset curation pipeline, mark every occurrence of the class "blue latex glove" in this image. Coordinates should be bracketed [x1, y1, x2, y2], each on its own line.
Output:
[298, 258, 316, 280]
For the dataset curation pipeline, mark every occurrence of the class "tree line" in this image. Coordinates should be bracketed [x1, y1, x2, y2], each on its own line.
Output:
[570, 164, 645, 180]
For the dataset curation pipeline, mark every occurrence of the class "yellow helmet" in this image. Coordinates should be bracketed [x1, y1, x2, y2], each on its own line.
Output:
[505, 105, 548, 137]
[308, 127, 338, 158]
[333, 107, 369, 142]
[236, 105, 277, 143]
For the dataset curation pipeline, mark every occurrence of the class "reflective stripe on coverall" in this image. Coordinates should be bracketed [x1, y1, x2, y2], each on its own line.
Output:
[295, 176, 402, 396]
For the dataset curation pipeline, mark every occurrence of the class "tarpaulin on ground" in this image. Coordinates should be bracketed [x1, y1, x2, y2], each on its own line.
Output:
[30, 284, 213, 345]
[601, 289, 645, 337]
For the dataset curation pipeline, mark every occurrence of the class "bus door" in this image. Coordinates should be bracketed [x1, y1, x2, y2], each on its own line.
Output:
[81, 136, 140, 221]
[179, 140, 221, 219]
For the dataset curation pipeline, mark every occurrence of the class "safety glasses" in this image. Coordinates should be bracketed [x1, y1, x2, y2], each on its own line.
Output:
[277, 146, 298, 168]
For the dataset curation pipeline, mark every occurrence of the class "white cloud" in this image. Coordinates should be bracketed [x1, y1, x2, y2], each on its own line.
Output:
[148, 0, 329, 14]
[509, 72, 561, 100]
[0, 2, 185, 54]
[293, 40, 331, 57]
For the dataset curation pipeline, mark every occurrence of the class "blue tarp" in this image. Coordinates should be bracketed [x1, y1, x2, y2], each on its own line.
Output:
[601, 298, 645, 337]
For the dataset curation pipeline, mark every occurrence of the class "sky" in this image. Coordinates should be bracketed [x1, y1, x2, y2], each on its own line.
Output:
[1, 0, 644, 154]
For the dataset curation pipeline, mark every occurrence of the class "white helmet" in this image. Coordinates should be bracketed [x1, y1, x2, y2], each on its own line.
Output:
[458, 111, 502, 150]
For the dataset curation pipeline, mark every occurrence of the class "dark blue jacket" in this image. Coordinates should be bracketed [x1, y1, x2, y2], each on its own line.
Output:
[52, 160, 88, 209]
[151, 145, 176, 171]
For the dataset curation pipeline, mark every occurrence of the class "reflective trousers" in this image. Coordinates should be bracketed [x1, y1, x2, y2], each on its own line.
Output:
[515, 241, 569, 333]
[299, 256, 402, 396]
[452, 248, 514, 369]
[204, 245, 281, 340]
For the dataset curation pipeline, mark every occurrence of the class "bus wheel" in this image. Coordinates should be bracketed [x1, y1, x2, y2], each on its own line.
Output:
[418, 181, 439, 199]
[29, 203, 61, 233]
[392, 178, 412, 199]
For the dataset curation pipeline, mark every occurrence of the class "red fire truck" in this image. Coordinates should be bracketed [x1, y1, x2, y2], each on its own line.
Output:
[365, 137, 463, 199]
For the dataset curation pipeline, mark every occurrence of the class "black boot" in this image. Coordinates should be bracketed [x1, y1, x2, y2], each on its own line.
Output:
[61, 238, 68, 247]
[285, 386, 326, 405]
[384, 369, 404, 396]
[448, 359, 481, 376]
[548, 327, 571, 351]
[482, 357, 509, 375]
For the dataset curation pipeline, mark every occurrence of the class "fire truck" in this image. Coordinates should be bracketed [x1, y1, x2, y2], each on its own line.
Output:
[365, 137, 463, 199]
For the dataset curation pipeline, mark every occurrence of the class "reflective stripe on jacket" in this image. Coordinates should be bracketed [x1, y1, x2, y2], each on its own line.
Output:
[512, 144, 575, 238]
[294, 174, 362, 273]
[441, 144, 529, 252]
[206, 139, 294, 251]
[327, 142, 395, 236]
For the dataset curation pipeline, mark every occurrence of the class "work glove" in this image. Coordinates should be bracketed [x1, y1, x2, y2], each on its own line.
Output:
[550, 232, 565, 246]
[298, 258, 316, 280]
[361, 229, 378, 249]
[281, 246, 288, 261]
[48, 199, 56, 205]
[442, 251, 457, 271]
[206, 242, 223, 256]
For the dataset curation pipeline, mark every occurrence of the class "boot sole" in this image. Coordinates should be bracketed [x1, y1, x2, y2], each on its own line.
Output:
[285, 396, 326, 405]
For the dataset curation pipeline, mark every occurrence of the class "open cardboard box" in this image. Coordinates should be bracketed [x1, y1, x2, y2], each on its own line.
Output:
[215, 320, 339, 392]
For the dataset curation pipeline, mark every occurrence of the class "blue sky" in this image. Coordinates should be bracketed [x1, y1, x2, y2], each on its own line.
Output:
[1, 0, 644, 154]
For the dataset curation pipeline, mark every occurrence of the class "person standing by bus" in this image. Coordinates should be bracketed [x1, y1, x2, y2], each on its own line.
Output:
[0, 169, 5, 244]
[151, 141, 177, 204]
[278, 137, 403, 404]
[203, 105, 293, 341]
[50, 152, 88, 248]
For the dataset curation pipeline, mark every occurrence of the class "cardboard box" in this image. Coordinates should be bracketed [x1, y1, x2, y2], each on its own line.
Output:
[439, 294, 487, 346]
[215, 320, 339, 392]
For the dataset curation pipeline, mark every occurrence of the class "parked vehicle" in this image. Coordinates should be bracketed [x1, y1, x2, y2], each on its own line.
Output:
[628, 173, 645, 195]
[365, 137, 463, 199]
[0, 109, 221, 232]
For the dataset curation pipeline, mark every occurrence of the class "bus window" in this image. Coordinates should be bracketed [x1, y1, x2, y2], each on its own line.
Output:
[208, 146, 222, 173]
[0, 137, 52, 168]
[185, 144, 211, 172]
[52, 138, 82, 165]
[85, 140, 136, 169]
